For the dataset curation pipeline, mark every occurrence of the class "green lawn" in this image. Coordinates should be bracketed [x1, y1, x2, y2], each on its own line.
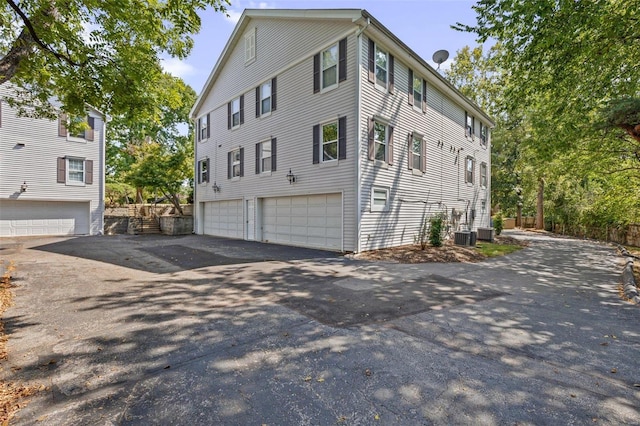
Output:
[476, 242, 524, 258]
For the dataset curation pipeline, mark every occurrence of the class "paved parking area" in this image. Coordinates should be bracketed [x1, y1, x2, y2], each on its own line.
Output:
[1, 232, 639, 425]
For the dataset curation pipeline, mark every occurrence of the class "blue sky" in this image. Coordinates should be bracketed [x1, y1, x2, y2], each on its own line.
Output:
[162, 0, 483, 94]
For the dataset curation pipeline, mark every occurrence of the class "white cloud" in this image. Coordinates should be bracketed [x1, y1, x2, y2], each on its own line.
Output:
[161, 58, 197, 78]
[225, 1, 276, 24]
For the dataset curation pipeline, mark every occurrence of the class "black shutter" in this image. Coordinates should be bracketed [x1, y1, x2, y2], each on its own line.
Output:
[389, 54, 395, 93]
[227, 102, 231, 129]
[239, 147, 244, 177]
[197, 160, 202, 183]
[271, 137, 277, 171]
[422, 79, 427, 113]
[57, 157, 66, 183]
[368, 118, 375, 161]
[271, 77, 277, 111]
[239, 95, 244, 125]
[368, 39, 375, 83]
[313, 53, 320, 93]
[339, 38, 347, 82]
[255, 143, 260, 174]
[227, 152, 232, 179]
[85, 159, 93, 184]
[338, 116, 346, 160]
[206, 113, 211, 138]
[196, 118, 201, 142]
[255, 86, 261, 117]
[408, 69, 414, 106]
[85, 117, 95, 141]
[312, 124, 320, 164]
[388, 125, 394, 165]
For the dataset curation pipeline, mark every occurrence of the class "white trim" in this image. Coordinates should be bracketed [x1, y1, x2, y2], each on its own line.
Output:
[355, 27, 364, 253]
[371, 186, 389, 212]
[320, 42, 339, 93]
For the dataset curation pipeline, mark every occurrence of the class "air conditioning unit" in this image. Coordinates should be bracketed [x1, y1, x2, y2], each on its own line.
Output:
[454, 231, 470, 246]
[477, 227, 494, 242]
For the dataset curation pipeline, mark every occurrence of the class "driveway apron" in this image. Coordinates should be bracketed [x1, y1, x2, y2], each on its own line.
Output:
[1, 232, 639, 425]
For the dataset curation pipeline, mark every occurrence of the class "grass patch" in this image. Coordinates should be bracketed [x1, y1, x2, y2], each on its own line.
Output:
[476, 242, 524, 258]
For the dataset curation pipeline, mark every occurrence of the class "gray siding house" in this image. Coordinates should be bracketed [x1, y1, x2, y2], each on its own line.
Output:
[191, 9, 493, 252]
[0, 84, 106, 237]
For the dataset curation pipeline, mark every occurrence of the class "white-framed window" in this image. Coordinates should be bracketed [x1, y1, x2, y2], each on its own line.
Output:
[260, 81, 271, 115]
[198, 114, 209, 141]
[371, 186, 390, 212]
[231, 148, 241, 178]
[465, 156, 475, 184]
[198, 158, 209, 184]
[465, 112, 475, 138]
[322, 121, 338, 162]
[480, 162, 487, 188]
[244, 29, 255, 64]
[231, 97, 240, 128]
[413, 76, 423, 110]
[67, 158, 85, 184]
[480, 123, 488, 147]
[411, 133, 422, 170]
[260, 140, 271, 173]
[322, 43, 339, 90]
[375, 45, 389, 89]
[374, 121, 387, 162]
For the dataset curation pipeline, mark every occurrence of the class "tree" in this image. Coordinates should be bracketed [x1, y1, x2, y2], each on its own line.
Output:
[0, 0, 228, 121]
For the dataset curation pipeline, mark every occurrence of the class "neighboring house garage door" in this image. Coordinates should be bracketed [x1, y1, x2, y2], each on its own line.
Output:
[262, 193, 342, 250]
[203, 200, 243, 238]
[0, 200, 90, 237]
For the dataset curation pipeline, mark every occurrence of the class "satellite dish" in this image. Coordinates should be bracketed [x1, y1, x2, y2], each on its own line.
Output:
[432, 49, 449, 70]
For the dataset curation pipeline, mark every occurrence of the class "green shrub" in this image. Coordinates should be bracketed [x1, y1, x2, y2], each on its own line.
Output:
[494, 213, 504, 236]
[429, 215, 444, 247]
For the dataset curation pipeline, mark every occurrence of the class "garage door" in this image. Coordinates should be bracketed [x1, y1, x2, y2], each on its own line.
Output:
[0, 200, 90, 237]
[203, 200, 243, 238]
[262, 193, 342, 250]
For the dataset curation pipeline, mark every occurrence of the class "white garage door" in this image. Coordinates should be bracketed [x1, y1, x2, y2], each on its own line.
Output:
[0, 200, 90, 237]
[203, 200, 243, 238]
[262, 193, 342, 250]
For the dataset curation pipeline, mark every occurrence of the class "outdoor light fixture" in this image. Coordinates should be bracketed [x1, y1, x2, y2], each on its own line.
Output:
[286, 169, 296, 184]
[212, 182, 221, 192]
[20, 181, 28, 192]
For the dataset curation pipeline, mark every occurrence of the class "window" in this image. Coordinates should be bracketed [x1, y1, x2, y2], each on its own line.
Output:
[410, 133, 424, 171]
[368, 118, 394, 165]
[57, 157, 93, 185]
[368, 40, 394, 92]
[413, 76, 423, 109]
[245, 29, 255, 63]
[465, 112, 475, 138]
[465, 156, 475, 184]
[198, 114, 209, 141]
[256, 138, 276, 174]
[480, 123, 488, 147]
[371, 187, 390, 212]
[256, 78, 276, 117]
[197, 158, 209, 183]
[59, 114, 95, 141]
[313, 38, 346, 93]
[227, 95, 244, 129]
[480, 162, 487, 187]
[228, 148, 244, 179]
[313, 117, 347, 164]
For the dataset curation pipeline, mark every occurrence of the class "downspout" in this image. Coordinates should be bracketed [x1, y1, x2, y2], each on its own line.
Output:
[99, 114, 110, 235]
[355, 17, 370, 253]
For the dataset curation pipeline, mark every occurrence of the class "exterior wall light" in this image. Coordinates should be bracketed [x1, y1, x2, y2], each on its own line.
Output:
[286, 169, 296, 184]
[20, 181, 28, 192]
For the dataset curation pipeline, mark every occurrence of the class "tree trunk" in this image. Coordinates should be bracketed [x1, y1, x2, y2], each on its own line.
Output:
[0, 28, 35, 85]
[536, 177, 544, 230]
[136, 187, 144, 204]
[516, 204, 522, 228]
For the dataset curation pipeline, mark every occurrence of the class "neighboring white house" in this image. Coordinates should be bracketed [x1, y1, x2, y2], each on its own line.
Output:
[191, 9, 494, 252]
[0, 84, 106, 237]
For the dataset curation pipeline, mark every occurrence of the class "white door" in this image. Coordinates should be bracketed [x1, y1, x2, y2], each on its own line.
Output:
[0, 200, 90, 237]
[203, 200, 243, 238]
[262, 193, 342, 250]
[245, 199, 255, 240]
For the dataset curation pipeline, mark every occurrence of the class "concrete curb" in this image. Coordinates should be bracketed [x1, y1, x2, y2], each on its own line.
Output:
[618, 245, 640, 304]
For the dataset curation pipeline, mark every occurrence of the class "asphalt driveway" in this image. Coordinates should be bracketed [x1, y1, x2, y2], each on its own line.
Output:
[1, 232, 639, 425]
